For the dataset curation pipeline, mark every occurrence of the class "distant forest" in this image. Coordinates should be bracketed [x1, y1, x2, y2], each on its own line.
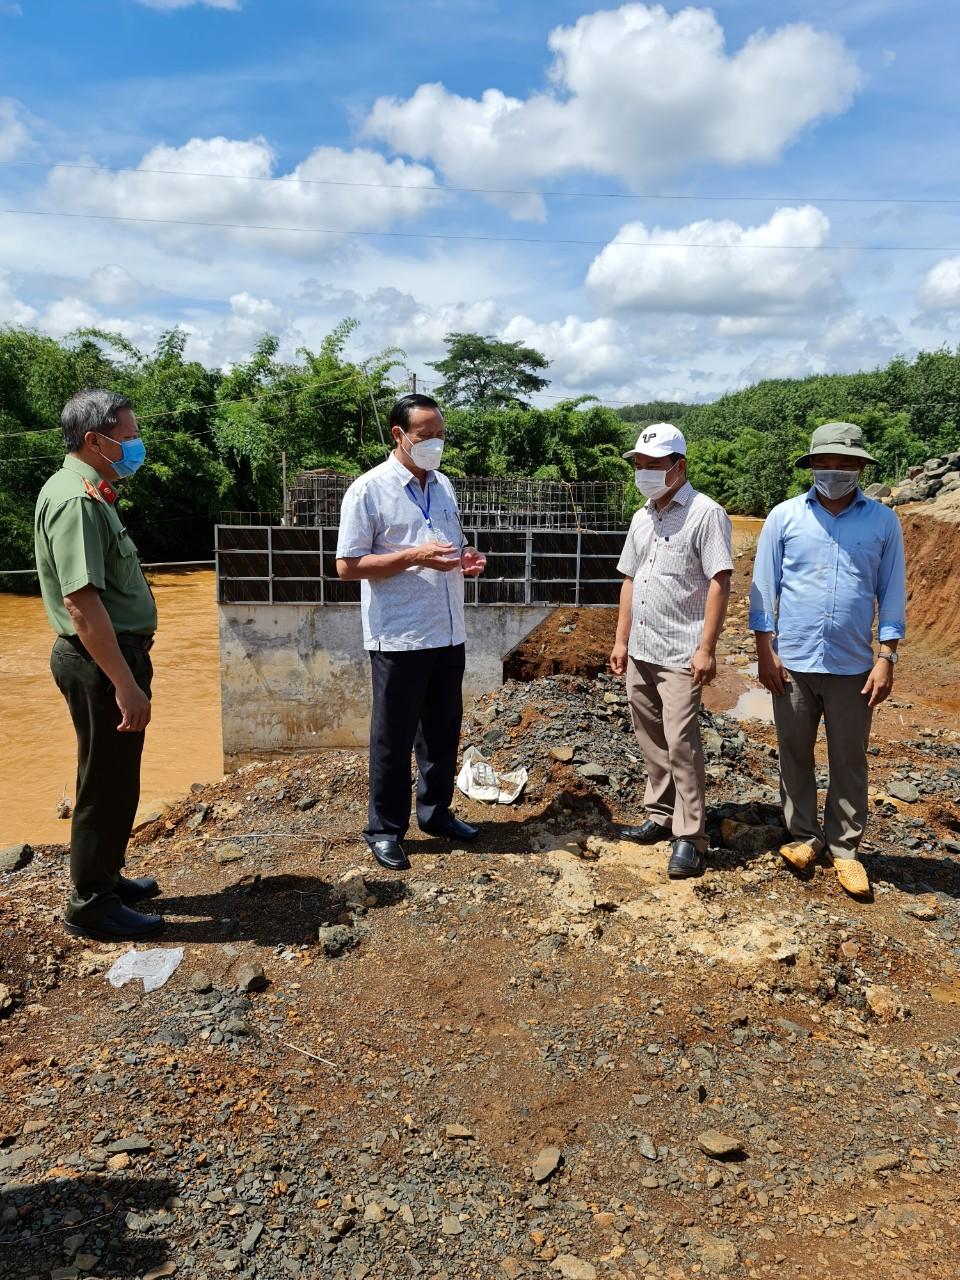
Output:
[2, 320, 959, 586]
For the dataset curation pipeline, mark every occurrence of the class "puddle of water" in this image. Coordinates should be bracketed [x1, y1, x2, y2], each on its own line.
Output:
[730, 685, 775, 724]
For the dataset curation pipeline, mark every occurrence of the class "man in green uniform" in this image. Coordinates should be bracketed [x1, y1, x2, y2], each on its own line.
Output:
[34, 389, 164, 941]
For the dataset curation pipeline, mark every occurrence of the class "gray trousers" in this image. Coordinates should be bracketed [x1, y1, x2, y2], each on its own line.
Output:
[772, 669, 873, 859]
[626, 659, 706, 851]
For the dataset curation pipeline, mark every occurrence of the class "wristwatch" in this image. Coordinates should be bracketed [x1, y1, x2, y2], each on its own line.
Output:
[878, 649, 898, 665]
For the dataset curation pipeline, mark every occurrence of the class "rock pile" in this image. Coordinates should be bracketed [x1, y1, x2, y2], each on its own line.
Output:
[869, 449, 960, 507]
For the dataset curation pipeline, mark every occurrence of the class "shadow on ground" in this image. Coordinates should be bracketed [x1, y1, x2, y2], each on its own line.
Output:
[0, 1175, 177, 1279]
[153, 872, 408, 945]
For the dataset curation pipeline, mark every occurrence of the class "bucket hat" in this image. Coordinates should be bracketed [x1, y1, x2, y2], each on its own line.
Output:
[794, 422, 877, 469]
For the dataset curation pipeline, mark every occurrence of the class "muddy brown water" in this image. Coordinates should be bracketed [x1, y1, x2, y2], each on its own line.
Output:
[0, 570, 222, 847]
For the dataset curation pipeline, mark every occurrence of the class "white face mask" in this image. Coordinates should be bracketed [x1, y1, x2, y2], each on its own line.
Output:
[813, 469, 860, 500]
[402, 430, 444, 471]
[634, 459, 679, 500]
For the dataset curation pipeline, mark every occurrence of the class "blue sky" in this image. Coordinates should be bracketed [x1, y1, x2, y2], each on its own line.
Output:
[0, 0, 958, 404]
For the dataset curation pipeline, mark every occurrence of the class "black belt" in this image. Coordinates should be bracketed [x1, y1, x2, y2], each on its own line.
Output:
[62, 633, 154, 656]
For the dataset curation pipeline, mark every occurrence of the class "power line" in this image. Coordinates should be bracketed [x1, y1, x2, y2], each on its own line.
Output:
[0, 206, 956, 252]
[4, 158, 959, 207]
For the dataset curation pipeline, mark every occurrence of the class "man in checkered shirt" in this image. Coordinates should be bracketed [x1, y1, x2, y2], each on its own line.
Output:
[610, 424, 733, 878]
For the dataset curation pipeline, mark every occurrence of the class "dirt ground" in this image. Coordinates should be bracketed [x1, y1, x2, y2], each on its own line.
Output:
[2, 509, 960, 1280]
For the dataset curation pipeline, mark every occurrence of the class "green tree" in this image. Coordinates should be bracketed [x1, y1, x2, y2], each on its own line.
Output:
[617, 400, 693, 426]
[429, 331, 550, 407]
[213, 319, 404, 513]
[77, 328, 232, 561]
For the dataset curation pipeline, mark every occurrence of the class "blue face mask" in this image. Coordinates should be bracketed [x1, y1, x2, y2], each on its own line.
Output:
[102, 434, 147, 479]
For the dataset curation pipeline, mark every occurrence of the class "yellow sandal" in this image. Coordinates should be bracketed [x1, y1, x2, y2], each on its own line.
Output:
[779, 839, 821, 871]
[831, 857, 871, 898]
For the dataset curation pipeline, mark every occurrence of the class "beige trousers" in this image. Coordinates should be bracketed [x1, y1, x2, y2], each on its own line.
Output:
[626, 658, 706, 851]
[772, 669, 873, 860]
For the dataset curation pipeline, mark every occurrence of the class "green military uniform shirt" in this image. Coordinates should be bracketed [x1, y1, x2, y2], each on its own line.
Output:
[34, 455, 157, 637]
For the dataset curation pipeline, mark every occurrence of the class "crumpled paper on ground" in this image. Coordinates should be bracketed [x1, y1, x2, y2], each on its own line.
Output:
[106, 947, 184, 992]
[457, 745, 527, 804]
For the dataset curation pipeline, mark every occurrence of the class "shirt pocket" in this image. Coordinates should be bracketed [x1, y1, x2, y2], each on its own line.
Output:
[380, 519, 420, 549]
[838, 528, 883, 581]
[115, 527, 142, 586]
[655, 545, 691, 577]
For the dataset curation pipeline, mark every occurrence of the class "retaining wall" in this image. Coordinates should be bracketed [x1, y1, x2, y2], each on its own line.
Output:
[219, 602, 553, 768]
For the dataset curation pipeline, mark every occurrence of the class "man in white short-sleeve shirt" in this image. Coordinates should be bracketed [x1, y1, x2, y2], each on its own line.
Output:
[610, 424, 733, 878]
[336, 394, 486, 872]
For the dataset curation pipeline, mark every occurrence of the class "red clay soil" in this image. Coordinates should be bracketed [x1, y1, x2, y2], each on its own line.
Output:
[901, 510, 960, 661]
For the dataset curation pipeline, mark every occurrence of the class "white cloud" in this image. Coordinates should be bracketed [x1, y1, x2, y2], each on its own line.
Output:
[733, 308, 906, 387]
[365, 4, 859, 218]
[0, 97, 28, 160]
[814, 308, 902, 364]
[587, 206, 841, 316]
[86, 264, 144, 306]
[135, 0, 240, 10]
[45, 136, 442, 255]
[736, 349, 819, 384]
[0, 271, 36, 325]
[500, 314, 631, 387]
[918, 256, 960, 310]
[228, 290, 285, 328]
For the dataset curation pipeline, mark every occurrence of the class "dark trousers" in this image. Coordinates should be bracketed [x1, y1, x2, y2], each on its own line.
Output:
[50, 637, 152, 924]
[365, 643, 465, 841]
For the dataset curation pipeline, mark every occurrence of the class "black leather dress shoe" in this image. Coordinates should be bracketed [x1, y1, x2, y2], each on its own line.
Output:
[366, 838, 410, 871]
[63, 904, 165, 942]
[619, 819, 672, 844]
[419, 813, 479, 841]
[118, 875, 161, 904]
[667, 839, 705, 879]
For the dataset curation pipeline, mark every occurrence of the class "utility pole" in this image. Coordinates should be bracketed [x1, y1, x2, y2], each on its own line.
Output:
[281, 450, 288, 525]
[409, 373, 417, 394]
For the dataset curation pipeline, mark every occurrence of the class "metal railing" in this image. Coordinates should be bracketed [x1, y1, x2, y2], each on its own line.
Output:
[215, 523, 625, 608]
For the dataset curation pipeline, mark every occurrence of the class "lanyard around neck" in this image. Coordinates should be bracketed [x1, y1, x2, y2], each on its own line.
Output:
[407, 477, 432, 525]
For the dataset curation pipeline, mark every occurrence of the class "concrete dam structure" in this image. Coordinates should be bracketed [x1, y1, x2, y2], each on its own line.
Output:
[216, 475, 630, 767]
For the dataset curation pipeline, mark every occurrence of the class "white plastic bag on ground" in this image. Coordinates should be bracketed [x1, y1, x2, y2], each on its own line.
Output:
[457, 745, 528, 805]
[106, 947, 184, 992]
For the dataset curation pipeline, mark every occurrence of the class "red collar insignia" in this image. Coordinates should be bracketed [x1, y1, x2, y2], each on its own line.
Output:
[81, 477, 118, 505]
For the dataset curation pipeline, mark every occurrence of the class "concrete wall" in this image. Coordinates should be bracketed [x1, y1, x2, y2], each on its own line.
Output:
[219, 603, 553, 768]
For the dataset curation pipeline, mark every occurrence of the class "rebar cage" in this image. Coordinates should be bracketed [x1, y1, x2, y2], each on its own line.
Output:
[285, 472, 630, 532]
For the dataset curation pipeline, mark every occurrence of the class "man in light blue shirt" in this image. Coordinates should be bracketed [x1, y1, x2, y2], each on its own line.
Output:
[337, 394, 486, 872]
[749, 422, 906, 898]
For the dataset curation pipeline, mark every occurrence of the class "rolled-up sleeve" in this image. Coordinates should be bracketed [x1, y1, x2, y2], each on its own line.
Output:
[876, 512, 907, 641]
[748, 509, 783, 633]
[336, 482, 374, 558]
